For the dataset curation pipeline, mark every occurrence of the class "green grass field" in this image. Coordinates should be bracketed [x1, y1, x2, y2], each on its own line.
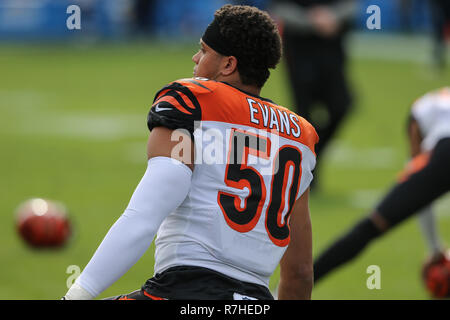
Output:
[1, 39, 449, 299]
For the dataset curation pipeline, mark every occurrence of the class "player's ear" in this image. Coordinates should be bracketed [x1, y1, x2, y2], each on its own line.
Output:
[221, 55, 238, 76]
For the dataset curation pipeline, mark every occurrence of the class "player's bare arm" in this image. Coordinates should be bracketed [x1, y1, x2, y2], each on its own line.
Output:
[278, 189, 313, 300]
[408, 117, 423, 158]
[147, 126, 194, 171]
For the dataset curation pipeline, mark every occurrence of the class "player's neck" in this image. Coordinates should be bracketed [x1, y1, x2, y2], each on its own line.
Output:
[223, 79, 261, 97]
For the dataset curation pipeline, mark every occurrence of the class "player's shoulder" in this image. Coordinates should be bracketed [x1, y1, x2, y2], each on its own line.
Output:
[413, 87, 450, 108]
[411, 87, 450, 121]
[154, 77, 223, 99]
[148, 78, 220, 135]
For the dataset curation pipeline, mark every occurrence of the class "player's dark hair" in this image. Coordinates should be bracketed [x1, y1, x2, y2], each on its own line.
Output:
[213, 5, 282, 88]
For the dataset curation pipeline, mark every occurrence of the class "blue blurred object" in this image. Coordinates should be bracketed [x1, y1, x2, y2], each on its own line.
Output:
[0, 0, 73, 40]
[152, 0, 227, 39]
[233, 0, 269, 9]
[0, 0, 133, 40]
[0, 0, 436, 42]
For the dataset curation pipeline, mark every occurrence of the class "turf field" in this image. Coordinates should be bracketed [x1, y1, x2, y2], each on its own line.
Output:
[1, 37, 449, 300]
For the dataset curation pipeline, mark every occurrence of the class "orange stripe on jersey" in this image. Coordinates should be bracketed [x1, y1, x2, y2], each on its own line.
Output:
[155, 88, 171, 99]
[155, 95, 192, 115]
[397, 152, 430, 183]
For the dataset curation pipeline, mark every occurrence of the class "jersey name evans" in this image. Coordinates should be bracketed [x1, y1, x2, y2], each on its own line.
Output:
[247, 98, 301, 138]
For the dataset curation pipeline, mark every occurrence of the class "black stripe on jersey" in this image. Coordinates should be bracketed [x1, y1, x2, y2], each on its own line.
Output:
[165, 90, 196, 115]
[148, 82, 202, 137]
[153, 82, 202, 110]
[184, 79, 213, 92]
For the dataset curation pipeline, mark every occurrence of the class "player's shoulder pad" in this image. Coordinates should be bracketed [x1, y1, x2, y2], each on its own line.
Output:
[148, 78, 217, 135]
[153, 78, 219, 102]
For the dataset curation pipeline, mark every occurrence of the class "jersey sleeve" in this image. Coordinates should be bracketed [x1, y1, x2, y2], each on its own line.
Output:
[147, 81, 203, 136]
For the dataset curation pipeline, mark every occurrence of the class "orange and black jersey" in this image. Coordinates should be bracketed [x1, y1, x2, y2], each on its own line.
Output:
[147, 78, 318, 286]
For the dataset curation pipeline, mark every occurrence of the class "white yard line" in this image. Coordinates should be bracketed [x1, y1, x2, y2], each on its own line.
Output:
[325, 140, 399, 169]
[348, 189, 384, 210]
[1, 90, 146, 140]
[348, 32, 447, 64]
[14, 112, 146, 140]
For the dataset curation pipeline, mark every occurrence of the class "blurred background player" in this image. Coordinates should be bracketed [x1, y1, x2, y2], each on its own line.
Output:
[271, 0, 357, 190]
[132, 0, 156, 36]
[63, 4, 318, 300]
[313, 87, 450, 283]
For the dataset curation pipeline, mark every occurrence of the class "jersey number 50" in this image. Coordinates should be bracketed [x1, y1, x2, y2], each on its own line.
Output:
[218, 129, 302, 247]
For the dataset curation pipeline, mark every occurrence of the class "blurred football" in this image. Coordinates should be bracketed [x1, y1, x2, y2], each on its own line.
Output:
[422, 251, 450, 298]
[16, 198, 71, 248]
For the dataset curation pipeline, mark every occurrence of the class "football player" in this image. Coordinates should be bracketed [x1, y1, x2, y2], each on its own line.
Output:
[63, 5, 318, 300]
[313, 87, 450, 284]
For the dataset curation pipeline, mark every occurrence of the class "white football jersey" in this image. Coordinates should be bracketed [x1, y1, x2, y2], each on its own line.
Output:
[411, 87, 450, 152]
[147, 78, 318, 287]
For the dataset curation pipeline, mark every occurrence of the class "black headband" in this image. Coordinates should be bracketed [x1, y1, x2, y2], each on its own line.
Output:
[201, 19, 234, 57]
